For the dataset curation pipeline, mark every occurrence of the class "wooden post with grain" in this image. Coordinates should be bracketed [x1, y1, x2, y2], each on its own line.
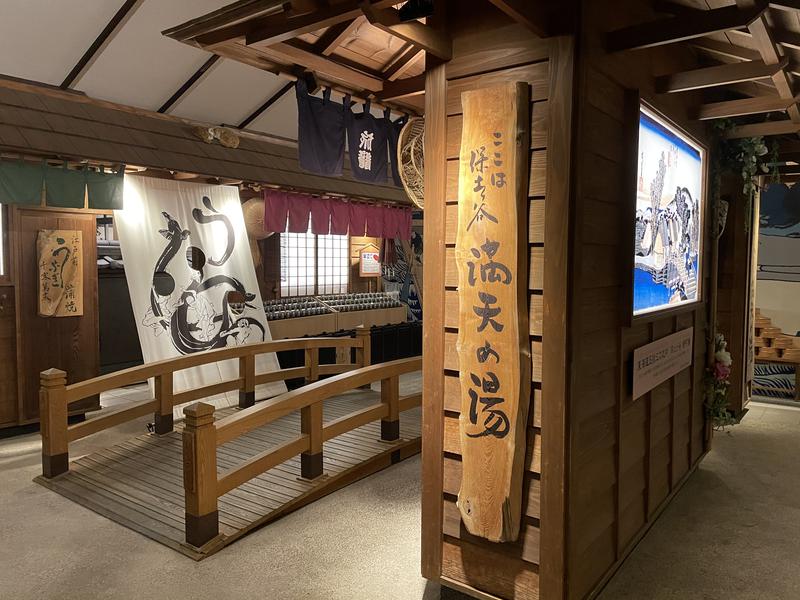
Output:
[153, 372, 174, 434]
[301, 347, 323, 479]
[239, 353, 256, 409]
[454, 82, 531, 542]
[355, 326, 372, 390]
[40, 368, 69, 478]
[380, 374, 400, 441]
[182, 402, 219, 547]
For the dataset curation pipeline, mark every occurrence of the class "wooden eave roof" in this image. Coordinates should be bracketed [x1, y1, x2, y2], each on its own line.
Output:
[0, 78, 408, 204]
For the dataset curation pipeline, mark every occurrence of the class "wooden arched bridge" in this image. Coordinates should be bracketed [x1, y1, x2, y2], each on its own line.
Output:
[35, 330, 421, 559]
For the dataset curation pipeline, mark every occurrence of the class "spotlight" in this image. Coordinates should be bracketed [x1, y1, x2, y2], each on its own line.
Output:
[398, 0, 434, 21]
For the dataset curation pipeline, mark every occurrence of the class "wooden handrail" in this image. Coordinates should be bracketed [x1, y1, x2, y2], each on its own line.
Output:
[182, 355, 422, 547]
[39, 333, 370, 479]
[215, 358, 422, 445]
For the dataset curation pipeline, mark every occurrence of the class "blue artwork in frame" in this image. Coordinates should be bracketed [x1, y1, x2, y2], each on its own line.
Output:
[633, 106, 705, 316]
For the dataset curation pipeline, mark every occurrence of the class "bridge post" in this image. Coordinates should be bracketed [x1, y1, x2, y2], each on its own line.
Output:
[301, 348, 323, 479]
[355, 327, 372, 390]
[154, 373, 174, 434]
[380, 375, 400, 441]
[40, 368, 69, 478]
[239, 353, 256, 408]
[182, 402, 219, 547]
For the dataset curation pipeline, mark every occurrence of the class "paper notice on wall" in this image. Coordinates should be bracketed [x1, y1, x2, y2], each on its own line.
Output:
[115, 176, 286, 416]
[37, 229, 83, 317]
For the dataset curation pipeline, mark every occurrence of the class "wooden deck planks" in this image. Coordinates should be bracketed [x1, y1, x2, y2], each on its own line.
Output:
[35, 390, 421, 559]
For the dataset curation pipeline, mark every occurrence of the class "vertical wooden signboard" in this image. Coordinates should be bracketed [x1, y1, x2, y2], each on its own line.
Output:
[37, 229, 84, 317]
[455, 82, 531, 542]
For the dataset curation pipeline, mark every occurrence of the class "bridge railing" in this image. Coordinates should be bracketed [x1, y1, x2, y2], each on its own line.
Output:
[38, 329, 372, 478]
[181, 355, 422, 547]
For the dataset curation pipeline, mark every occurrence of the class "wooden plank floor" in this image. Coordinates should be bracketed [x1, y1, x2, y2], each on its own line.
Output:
[35, 388, 422, 560]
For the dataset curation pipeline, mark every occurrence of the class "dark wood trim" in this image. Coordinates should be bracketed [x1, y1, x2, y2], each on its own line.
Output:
[420, 61, 447, 581]
[540, 34, 577, 600]
[487, 0, 551, 37]
[606, 3, 766, 52]
[61, 0, 144, 89]
[376, 74, 425, 101]
[158, 55, 221, 114]
[238, 81, 294, 129]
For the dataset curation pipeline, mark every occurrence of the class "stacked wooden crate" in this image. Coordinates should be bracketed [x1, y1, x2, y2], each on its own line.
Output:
[754, 310, 800, 362]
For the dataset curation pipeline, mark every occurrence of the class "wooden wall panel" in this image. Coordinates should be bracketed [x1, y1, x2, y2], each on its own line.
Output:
[563, 1, 712, 598]
[422, 5, 561, 599]
[0, 284, 18, 426]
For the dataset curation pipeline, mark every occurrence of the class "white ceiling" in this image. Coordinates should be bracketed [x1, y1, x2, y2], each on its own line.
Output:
[0, 0, 301, 141]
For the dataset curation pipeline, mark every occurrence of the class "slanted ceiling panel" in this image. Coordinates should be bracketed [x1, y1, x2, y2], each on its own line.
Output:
[0, 0, 120, 86]
[77, 0, 230, 109]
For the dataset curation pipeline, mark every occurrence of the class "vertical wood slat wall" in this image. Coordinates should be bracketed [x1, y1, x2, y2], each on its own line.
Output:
[422, 7, 555, 599]
[565, 3, 711, 598]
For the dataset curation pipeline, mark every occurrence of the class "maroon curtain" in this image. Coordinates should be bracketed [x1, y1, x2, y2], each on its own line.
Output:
[330, 199, 350, 234]
[365, 203, 384, 237]
[349, 202, 367, 237]
[263, 190, 288, 233]
[310, 197, 331, 234]
[287, 193, 312, 232]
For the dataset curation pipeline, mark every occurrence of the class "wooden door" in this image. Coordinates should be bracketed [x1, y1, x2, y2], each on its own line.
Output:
[0, 283, 18, 426]
[13, 207, 99, 422]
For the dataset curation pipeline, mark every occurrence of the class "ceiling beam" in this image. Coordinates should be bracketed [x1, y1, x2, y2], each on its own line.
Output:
[244, 1, 364, 46]
[738, 0, 800, 122]
[694, 94, 796, 120]
[486, 0, 550, 37]
[254, 42, 384, 91]
[313, 18, 361, 55]
[61, 0, 143, 89]
[375, 73, 425, 101]
[656, 58, 787, 93]
[382, 44, 422, 80]
[770, 1, 800, 10]
[158, 55, 220, 114]
[162, 1, 285, 42]
[606, 3, 766, 52]
[360, 4, 452, 60]
[690, 38, 761, 62]
[726, 119, 800, 138]
[238, 81, 294, 129]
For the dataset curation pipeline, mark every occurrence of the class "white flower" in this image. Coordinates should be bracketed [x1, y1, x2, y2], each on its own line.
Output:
[715, 350, 732, 367]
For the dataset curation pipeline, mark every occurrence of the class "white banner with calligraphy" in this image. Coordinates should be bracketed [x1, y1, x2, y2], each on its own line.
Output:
[455, 82, 531, 542]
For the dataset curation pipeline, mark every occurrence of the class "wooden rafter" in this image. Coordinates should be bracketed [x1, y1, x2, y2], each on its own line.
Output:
[238, 81, 294, 129]
[244, 2, 365, 46]
[737, 0, 800, 123]
[695, 95, 797, 120]
[726, 119, 800, 138]
[161, 0, 285, 42]
[376, 73, 425, 101]
[486, 0, 550, 37]
[690, 38, 761, 62]
[655, 58, 788, 93]
[360, 3, 452, 60]
[61, 0, 143, 89]
[606, 3, 766, 52]
[158, 55, 220, 114]
[382, 44, 423, 80]
[313, 18, 361, 55]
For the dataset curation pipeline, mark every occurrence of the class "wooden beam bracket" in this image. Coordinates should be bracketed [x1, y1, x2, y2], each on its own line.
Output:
[360, 2, 452, 61]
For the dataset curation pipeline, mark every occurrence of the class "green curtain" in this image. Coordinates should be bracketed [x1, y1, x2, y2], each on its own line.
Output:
[86, 167, 125, 210]
[45, 165, 86, 208]
[0, 159, 45, 205]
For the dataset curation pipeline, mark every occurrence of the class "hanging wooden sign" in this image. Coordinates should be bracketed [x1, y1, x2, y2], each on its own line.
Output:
[359, 244, 381, 277]
[455, 82, 531, 542]
[37, 229, 83, 317]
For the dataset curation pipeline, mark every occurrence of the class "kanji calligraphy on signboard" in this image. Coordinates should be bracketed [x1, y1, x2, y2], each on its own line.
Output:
[37, 229, 83, 317]
[455, 82, 531, 543]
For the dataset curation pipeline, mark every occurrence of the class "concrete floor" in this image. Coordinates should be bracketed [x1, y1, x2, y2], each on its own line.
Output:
[0, 401, 798, 599]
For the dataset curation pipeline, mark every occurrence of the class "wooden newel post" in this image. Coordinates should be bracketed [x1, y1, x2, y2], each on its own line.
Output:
[40, 368, 68, 478]
[154, 373, 174, 434]
[182, 402, 219, 547]
[301, 347, 323, 479]
[239, 353, 256, 409]
[380, 375, 400, 441]
[355, 327, 371, 368]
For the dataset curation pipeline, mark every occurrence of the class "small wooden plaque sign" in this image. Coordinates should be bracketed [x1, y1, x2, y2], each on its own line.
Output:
[359, 245, 381, 277]
[37, 229, 83, 317]
[454, 82, 531, 543]
[632, 327, 694, 399]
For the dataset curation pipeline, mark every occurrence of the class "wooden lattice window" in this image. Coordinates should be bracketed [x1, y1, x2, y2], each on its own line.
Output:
[280, 221, 348, 297]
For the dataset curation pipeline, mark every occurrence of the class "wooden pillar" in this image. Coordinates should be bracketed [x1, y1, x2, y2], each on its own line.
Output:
[39, 368, 68, 478]
[154, 373, 174, 434]
[380, 375, 400, 441]
[301, 347, 323, 479]
[239, 353, 256, 408]
[355, 326, 371, 368]
[182, 402, 219, 547]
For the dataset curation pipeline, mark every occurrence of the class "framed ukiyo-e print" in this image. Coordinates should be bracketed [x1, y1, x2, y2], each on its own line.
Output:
[631, 102, 707, 319]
